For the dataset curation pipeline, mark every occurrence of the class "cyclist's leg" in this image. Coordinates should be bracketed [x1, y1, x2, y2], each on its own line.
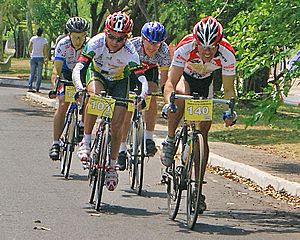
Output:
[145, 81, 158, 156]
[118, 110, 132, 170]
[49, 85, 70, 160]
[78, 78, 105, 162]
[161, 77, 189, 167]
[144, 68, 159, 156]
[105, 78, 128, 190]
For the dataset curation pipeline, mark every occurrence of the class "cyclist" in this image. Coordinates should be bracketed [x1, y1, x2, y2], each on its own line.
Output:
[161, 16, 237, 212]
[49, 17, 89, 160]
[72, 11, 148, 191]
[117, 21, 171, 170]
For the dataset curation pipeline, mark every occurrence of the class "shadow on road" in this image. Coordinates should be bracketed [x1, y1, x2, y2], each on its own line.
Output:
[84, 203, 162, 218]
[186, 209, 300, 235]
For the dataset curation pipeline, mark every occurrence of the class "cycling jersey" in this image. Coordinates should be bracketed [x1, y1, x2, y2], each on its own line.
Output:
[172, 34, 236, 79]
[130, 37, 171, 71]
[78, 33, 141, 82]
[54, 36, 88, 79]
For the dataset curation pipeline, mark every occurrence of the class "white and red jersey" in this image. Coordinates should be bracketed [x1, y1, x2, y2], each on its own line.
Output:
[172, 34, 236, 79]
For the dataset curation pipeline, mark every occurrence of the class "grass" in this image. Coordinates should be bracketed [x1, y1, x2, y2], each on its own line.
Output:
[210, 102, 300, 161]
[0, 57, 52, 83]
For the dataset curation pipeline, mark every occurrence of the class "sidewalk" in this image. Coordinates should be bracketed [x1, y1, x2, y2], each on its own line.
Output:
[1, 77, 300, 197]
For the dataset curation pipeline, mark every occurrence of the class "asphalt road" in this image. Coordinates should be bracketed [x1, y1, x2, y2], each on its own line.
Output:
[0, 86, 299, 240]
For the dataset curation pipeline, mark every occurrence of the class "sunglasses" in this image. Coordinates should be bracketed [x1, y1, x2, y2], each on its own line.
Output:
[107, 32, 127, 43]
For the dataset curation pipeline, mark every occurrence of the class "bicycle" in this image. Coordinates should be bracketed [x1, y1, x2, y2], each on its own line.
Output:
[162, 91, 235, 229]
[126, 91, 148, 195]
[87, 91, 134, 211]
[49, 78, 85, 179]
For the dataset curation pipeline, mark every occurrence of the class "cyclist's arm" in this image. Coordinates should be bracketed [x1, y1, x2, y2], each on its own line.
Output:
[137, 75, 148, 99]
[222, 75, 235, 100]
[164, 65, 184, 103]
[159, 68, 169, 90]
[50, 60, 63, 88]
[72, 53, 92, 91]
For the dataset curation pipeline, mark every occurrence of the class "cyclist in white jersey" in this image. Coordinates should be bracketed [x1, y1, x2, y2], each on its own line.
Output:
[117, 21, 171, 170]
[161, 16, 237, 212]
[72, 11, 148, 191]
[49, 17, 89, 160]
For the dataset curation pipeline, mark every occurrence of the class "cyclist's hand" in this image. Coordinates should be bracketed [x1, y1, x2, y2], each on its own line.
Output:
[135, 98, 146, 110]
[48, 90, 57, 99]
[223, 110, 237, 127]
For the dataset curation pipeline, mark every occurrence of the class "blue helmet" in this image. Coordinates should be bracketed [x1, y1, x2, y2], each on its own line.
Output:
[141, 22, 166, 43]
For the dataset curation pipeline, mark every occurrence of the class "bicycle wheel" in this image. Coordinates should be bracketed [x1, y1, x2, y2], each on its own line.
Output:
[129, 121, 138, 190]
[186, 133, 205, 229]
[63, 114, 76, 179]
[167, 128, 185, 220]
[60, 112, 72, 175]
[89, 125, 103, 204]
[95, 124, 110, 211]
[135, 120, 145, 195]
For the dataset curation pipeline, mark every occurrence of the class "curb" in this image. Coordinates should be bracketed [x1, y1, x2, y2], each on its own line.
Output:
[209, 153, 300, 197]
[22, 91, 300, 198]
[0, 78, 51, 90]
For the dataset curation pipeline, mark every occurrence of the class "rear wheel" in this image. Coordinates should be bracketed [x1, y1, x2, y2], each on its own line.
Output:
[186, 133, 205, 229]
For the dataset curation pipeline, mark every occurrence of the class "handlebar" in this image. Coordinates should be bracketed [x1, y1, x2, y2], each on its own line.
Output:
[168, 91, 236, 118]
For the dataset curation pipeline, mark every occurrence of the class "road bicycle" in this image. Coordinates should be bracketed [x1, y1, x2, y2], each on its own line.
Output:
[49, 78, 85, 179]
[126, 91, 148, 195]
[87, 92, 133, 211]
[162, 91, 235, 229]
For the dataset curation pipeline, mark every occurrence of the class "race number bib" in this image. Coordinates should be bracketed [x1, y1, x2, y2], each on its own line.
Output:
[64, 86, 76, 103]
[184, 99, 213, 121]
[127, 94, 151, 112]
[87, 95, 116, 118]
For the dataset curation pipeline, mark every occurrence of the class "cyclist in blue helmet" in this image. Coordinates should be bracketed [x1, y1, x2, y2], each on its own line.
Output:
[117, 21, 171, 170]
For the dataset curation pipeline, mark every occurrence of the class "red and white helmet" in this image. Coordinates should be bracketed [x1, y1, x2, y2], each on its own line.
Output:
[193, 16, 223, 47]
[105, 11, 133, 33]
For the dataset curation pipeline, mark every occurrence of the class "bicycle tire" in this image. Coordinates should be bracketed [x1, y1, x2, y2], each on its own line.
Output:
[167, 128, 185, 220]
[63, 114, 76, 179]
[186, 133, 205, 229]
[60, 112, 72, 175]
[89, 126, 103, 204]
[136, 120, 145, 195]
[129, 121, 138, 190]
[95, 124, 110, 211]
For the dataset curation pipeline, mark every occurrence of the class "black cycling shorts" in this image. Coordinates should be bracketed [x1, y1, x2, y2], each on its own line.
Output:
[183, 72, 213, 98]
[88, 70, 129, 107]
[130, 67, 159, 91]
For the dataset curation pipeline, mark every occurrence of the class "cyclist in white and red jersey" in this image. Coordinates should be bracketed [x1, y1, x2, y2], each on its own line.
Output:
[117, 21, 171, 170]
[72, 11, 148, 191]
[49, 17, 89, 160]
[161, 16, 237, 212]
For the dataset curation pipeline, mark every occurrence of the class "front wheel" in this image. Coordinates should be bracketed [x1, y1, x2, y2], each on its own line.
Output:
[167, 128, 185, 220]
[186, 133, 205, 229]
[95, 124, 110, 211]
